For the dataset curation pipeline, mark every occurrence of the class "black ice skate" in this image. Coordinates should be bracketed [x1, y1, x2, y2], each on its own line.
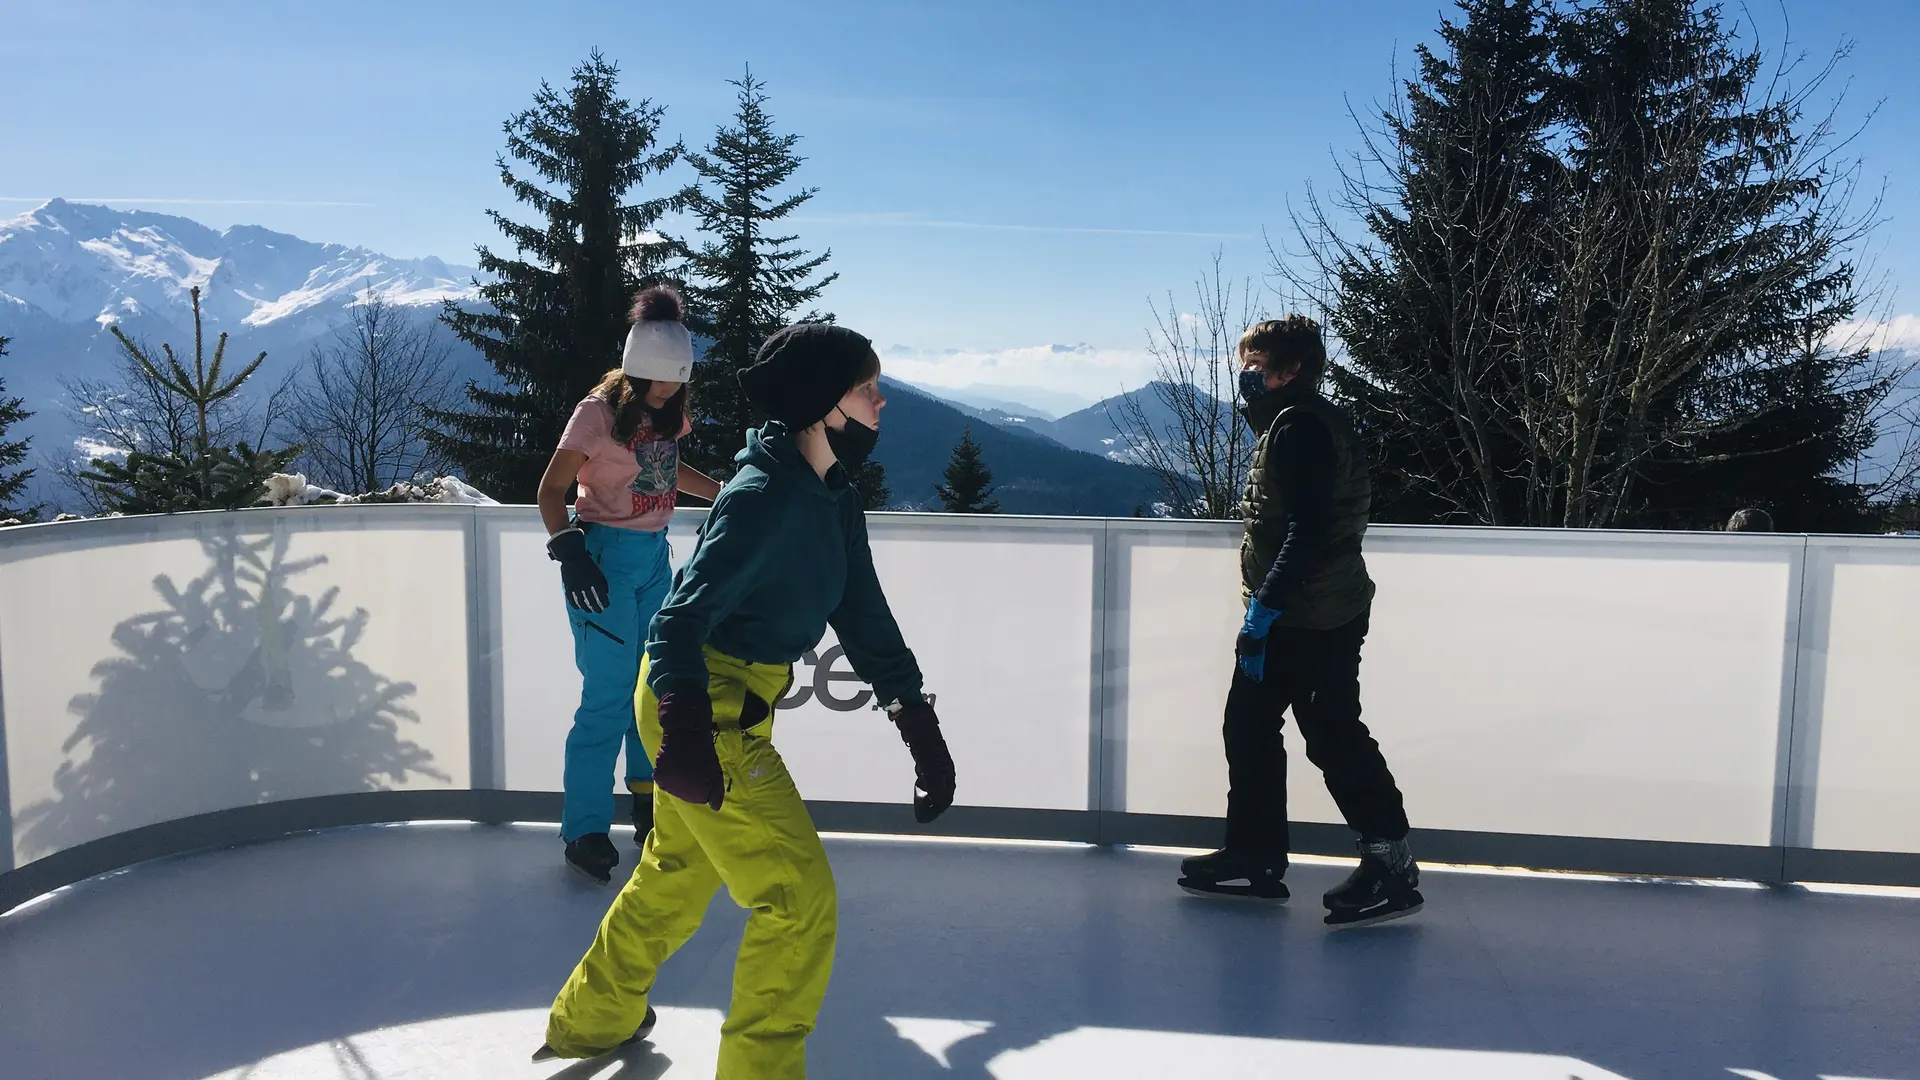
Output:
[1323, 838, 1423, 929]
[531, 1006, 658, 1063]
[1177, 849, 1290, 903]
[564, 832, 620, 886]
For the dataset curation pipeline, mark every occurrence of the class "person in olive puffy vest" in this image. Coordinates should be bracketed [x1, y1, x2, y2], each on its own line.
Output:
[1175, 316, 1423, 929]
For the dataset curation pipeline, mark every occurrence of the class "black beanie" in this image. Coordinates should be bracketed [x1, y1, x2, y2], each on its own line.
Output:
[737, 323, 874, 430]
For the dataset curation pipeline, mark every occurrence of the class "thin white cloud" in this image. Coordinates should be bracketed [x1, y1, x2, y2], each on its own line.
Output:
[72, 438, 125, 461]
[1832, 313, 1920, 354]
[878, 342, 1158, 399]
[0, 196, 375, 207]
[794, 211, 1248, 241]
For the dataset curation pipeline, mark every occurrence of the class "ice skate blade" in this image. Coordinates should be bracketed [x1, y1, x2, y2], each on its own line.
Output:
[1178, 880, 1290, 905]
[565, 859, 613, 887]
[1325, 899, 1423, 930]
[530, 1010, 657, 1064]
[529, 1036, 642, 1065]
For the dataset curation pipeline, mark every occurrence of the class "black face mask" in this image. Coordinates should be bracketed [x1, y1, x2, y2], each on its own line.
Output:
[826, 409, 879, 470]
[1239, 368, 1275, 405]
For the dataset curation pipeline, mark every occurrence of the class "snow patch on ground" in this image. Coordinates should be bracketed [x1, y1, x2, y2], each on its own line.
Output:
[258, 473, 497, 506]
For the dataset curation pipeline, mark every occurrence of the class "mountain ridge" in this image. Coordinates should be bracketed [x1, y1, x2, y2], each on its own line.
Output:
[0, 199, 478, 330]
[873, 378, 1160, 515]
[0, 200, 1167, 517]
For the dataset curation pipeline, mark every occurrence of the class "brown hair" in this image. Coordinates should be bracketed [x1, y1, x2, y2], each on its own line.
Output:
[851, 343, 882, 388]
[1239, 315, 1327, 389]
[595, 284, 692, 445]
[592, 369, 687, 446]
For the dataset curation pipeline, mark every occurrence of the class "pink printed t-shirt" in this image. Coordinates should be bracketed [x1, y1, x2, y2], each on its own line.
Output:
[558, 395, 693, 531]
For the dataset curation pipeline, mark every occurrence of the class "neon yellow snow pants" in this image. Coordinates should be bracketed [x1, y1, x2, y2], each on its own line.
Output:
[545, 647, 837, 1079]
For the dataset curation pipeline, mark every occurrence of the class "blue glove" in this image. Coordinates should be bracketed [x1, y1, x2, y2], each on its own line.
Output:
[1236, 600, 1283, 681]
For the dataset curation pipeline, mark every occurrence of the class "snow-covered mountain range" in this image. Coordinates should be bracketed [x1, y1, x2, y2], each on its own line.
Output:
[0, 200, 1175, 514]
[0, 199, 477, 330]
[0, 201, 488, 510]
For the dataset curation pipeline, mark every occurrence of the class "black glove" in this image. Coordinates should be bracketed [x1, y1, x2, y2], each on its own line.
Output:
[547, 527, 609, 613]
[655, 688, 725, 811]
[891, 700, 956, 823]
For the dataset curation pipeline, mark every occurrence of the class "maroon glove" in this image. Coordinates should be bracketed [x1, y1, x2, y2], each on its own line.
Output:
[655, 688, 724, 811]
[892, 701, 956, 823]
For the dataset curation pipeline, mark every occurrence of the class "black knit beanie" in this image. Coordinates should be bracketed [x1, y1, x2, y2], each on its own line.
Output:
[737, 323, 874, 430]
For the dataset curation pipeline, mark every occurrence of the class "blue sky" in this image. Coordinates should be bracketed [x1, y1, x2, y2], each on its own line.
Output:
[3, 0, 1916, 405]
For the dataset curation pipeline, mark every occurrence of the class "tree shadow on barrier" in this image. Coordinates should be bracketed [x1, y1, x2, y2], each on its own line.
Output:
[15, 527, 446, 860]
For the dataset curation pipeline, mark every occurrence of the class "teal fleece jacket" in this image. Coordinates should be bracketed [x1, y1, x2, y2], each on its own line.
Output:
[645, 423, 924, 707]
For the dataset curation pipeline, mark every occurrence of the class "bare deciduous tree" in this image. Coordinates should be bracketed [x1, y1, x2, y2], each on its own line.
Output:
[1116, 252, 1263, 519]
[1837, 303, 1920, 502]
[284, 290, 459, 494]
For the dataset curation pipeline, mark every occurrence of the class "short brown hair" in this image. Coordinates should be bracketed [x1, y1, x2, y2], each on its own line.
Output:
[854, 344, 882, 387]
[1239, 316, 1326, 389]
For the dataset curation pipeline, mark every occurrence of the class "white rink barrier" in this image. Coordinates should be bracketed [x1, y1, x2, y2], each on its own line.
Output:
[3, 505, 1918, 905]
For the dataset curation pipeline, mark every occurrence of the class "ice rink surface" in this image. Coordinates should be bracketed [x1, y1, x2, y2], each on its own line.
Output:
[2, 824, 1915, 1079]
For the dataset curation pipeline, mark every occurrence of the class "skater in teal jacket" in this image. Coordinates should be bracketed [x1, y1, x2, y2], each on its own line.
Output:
[537, 322, 958, 1078]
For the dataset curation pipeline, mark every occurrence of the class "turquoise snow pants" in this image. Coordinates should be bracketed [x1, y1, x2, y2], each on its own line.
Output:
[562, 522, 672, 841]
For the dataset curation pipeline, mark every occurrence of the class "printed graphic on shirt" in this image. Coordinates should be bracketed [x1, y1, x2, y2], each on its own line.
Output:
[629, 420, 680, 519]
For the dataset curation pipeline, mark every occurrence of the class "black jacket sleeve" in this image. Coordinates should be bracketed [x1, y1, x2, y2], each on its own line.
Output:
[1256, 411, 1337, 609]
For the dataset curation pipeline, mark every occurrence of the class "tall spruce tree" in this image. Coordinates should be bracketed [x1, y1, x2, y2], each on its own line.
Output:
[936, 427, 999, 513]
[1313, 0, 1557, 526]
[679, 70, 837, 476]
[1544, 0, 1884, 531]
[1300, 0, 1888, 530]
[0, 336, 38, 521]
[430, 52, 681, 502]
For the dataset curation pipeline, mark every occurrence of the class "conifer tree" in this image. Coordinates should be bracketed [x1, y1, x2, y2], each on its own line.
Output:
[0, 336, 38, 521]
[1887, 491, 1920, 534]
[81, 287, 297, 513]
[1297, 0, 1891, 530]
[1311, 0, 1556, 526]
[851, 458, 891, 511]
[430, 51, 681, 501]
[1546, 0, 1885, 531]
[679, 70, 837, 475]
[936, 427, 999, 513]
[81, 444, 294, 514]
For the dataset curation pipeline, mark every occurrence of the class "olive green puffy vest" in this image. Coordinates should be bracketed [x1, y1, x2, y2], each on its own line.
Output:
[1240, 390, 1376, 629]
